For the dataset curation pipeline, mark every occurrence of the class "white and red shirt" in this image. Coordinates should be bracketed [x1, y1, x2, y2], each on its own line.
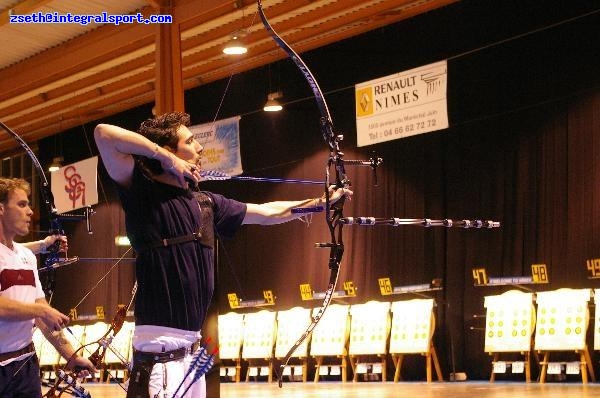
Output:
[0, 242, 44, 364]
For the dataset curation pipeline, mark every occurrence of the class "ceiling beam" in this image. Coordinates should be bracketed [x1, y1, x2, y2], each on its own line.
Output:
[0, 11, 156, 101]
[154, 3, 185, 114]
[0, 54, 155, 118]
[174, 0, 246, 27]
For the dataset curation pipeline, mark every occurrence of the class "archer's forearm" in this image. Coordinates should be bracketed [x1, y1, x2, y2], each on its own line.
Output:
[38, 323, 79, 360]
[244, 196, 324, 225]
[0, 296, 44, 320]
[22, 239, 47, 255]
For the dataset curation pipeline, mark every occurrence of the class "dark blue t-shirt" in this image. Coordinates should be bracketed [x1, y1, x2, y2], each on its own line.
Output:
[116, 165, 246, 331]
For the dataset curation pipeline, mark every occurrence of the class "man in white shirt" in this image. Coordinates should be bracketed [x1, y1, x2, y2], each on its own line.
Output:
[0, 178, 96, 397]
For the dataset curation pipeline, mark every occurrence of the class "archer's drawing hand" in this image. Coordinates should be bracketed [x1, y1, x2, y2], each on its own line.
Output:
[162, 156, 202, 188]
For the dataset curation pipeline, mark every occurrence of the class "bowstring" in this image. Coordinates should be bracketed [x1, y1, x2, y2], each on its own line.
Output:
[209, 5, 258, 128]
[70, 247, 132, 310]
[199, 1, 260, 314]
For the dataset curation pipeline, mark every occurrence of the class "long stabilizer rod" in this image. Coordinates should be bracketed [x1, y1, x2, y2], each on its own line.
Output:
[340, 217, 500, 228]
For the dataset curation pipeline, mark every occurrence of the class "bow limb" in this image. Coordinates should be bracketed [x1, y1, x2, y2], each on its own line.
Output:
[256, 2, 334, 144]
[257, 1, 349, 387]
[76, 284, 137, 377]
[85, 297, 131, 368]
[0, 121, 63, 272]
[56, 246, 135, 381]
[43, 294, 135, 397]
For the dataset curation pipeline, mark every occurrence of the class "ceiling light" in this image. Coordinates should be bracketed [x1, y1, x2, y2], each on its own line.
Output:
[48, 156, 63, 172]
[263, 92, 283, 112]
[223, 34, 247, 55]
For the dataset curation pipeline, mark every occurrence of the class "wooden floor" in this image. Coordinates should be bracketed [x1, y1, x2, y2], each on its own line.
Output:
[44, 381, 600, 398]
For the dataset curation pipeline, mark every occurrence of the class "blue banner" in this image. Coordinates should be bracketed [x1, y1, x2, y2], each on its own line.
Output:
[189, 116, 242, 175]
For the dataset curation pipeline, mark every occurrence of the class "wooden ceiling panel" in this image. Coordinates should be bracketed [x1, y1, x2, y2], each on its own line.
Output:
[0, 0, 456, 153]
[0, 0, 148, 67]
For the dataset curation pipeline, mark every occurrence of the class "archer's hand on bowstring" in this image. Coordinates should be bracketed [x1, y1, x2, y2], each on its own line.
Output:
[160, 155, 202, 189]
[34, 299, 70, 332]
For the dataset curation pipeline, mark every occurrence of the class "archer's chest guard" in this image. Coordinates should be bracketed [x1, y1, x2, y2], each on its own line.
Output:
[195, 191, 216, 249]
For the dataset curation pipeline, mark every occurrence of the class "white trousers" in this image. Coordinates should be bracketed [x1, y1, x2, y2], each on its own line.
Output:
[133, 325, 205, 398]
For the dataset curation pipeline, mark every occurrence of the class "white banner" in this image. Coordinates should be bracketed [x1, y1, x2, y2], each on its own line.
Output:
[355, 60, 448, 147]
[51, 156, 98, 214]
[189, 116, 242, 175]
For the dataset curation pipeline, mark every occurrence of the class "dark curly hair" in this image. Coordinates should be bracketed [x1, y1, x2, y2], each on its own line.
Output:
[136, 112, 191, 175]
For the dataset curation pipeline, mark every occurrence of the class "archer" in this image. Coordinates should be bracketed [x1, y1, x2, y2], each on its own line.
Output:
[93, 112, 351, 398]
[0, 178, 96, 397]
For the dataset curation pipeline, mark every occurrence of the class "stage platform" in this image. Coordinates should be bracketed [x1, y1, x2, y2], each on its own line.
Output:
[44, 381, 600, 398]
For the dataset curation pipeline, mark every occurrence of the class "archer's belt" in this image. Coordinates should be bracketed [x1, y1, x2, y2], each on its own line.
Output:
[132, 340, 201, 365]
[0, 342, 35, 363]
[137, 232, 202, 253]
